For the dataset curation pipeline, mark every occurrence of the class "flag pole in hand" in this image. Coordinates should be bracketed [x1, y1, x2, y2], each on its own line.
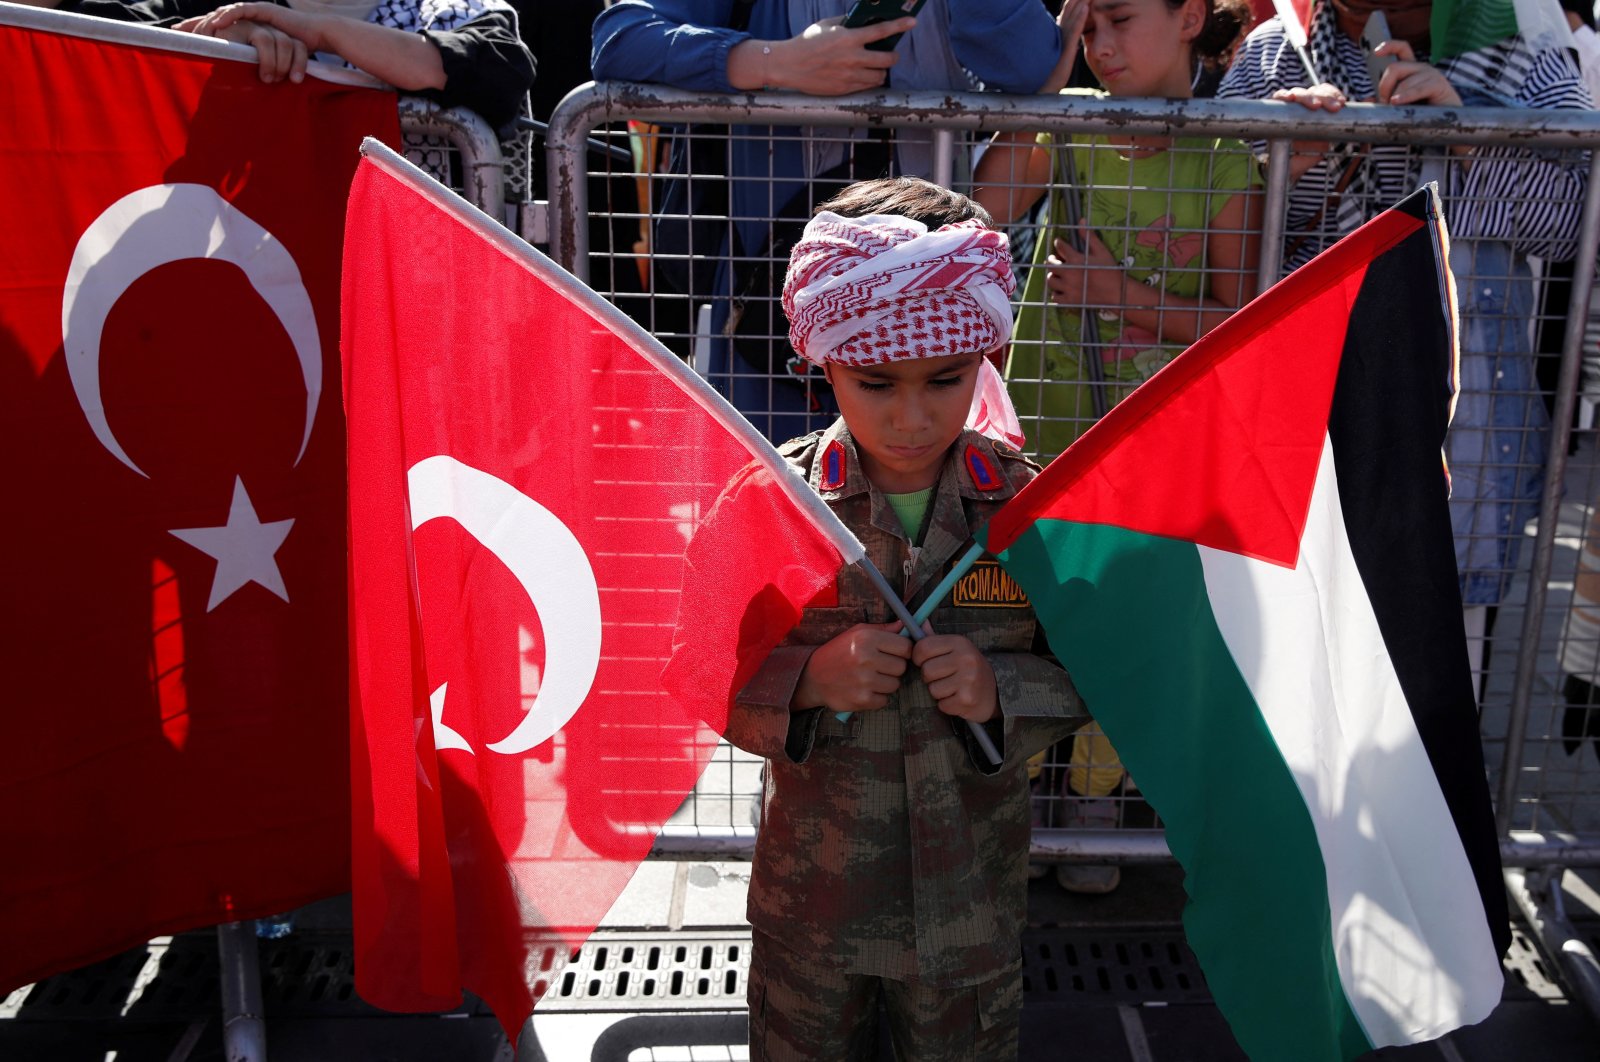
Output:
[853, 556, 1004, 766]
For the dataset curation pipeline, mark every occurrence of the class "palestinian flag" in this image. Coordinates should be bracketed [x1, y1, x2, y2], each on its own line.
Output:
[1431, 0, 1573, 60]
[981, 187, 1508, 1060]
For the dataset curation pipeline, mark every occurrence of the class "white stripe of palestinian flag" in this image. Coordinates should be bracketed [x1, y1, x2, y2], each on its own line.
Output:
[1198, 433, 1502, 1047]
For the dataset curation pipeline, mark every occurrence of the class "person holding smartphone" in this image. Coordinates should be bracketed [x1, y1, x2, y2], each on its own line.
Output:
[593, 0, 1075, 101]
[1217, 1, 1591, 684]
[590, 0, 1079, 445]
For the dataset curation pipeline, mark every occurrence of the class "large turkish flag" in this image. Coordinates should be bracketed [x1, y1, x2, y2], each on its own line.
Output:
[0, 10, 397, 990]
[343, 145, 853, 1039]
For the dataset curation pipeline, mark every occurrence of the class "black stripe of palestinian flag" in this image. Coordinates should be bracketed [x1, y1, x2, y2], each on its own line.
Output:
[981, 187, 1508, 1061]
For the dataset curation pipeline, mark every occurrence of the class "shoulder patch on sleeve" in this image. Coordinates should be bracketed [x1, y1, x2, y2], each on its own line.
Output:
[964, 444, 1003, 492]
[819, 439, 848, 491]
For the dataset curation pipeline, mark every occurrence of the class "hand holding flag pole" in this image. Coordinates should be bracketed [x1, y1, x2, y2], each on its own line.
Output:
[837, 542, 1002, 766]
[850, 555, 1004, 766]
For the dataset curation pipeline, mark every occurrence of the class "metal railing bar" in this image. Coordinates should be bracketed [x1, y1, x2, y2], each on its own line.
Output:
[552, 82, 1600, 151]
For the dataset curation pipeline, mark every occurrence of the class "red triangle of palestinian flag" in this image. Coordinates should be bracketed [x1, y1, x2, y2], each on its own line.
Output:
[982, 187, 1508, 1061]
[988, 191, 1442, 567]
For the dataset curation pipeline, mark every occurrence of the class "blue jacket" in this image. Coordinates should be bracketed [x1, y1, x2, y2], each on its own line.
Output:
[592, 0, 1062, 254]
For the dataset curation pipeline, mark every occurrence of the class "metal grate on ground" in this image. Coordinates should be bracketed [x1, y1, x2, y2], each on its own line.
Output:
[537, 931, 748, 1013]
[1021, 928, 1213, 1006]
[0, 918, 1580, 1025]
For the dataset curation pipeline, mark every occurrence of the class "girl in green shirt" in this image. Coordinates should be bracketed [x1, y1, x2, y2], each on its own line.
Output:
[973, 0, 1262, 458]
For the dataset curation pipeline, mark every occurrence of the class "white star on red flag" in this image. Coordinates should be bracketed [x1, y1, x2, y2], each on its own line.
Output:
[170, 476, 294, 610]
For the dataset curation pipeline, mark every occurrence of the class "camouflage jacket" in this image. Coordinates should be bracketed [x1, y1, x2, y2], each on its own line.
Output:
[726, 420, 1088, 986]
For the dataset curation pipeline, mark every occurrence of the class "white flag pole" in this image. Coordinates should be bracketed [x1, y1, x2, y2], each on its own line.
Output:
[1272, 0, 1320, 84]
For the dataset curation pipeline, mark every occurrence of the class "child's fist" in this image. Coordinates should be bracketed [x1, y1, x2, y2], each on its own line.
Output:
[793, 622, 912, 713]
[912, 632, 998, 723]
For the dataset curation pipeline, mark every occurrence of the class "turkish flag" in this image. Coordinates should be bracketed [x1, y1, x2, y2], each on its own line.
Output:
[343, 146, 852, 1038]
[0, 11, 398, 990]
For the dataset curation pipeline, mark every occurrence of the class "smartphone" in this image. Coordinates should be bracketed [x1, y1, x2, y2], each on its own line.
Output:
[843, 0, 928, 52]
[1361, 10, 1398, 97]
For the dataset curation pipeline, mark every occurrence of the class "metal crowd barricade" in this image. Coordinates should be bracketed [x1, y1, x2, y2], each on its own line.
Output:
[397, 96, 506, 223]
[547, 80, 1600, 1008]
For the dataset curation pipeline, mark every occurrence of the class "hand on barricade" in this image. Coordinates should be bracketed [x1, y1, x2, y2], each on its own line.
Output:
[793, 622, 911, 713]
[183, 3, 318, 83]
[184, 2, 447, 91]
[1046, 230, 1124, 311]
[181, 4, 312, 83]
[1269, 83, 1345, 180]
[731, 17, 907, 95]
[913, 628, 998, 724]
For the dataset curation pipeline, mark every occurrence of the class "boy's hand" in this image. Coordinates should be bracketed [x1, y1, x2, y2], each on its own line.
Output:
[912, 631, 998, 724]
[793, 622, 911, 713]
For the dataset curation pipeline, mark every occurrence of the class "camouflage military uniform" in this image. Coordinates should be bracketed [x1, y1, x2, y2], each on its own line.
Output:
[727, 420, 1088, 1060]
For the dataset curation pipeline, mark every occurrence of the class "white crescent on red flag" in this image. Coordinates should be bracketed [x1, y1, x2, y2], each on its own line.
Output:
[343, 142, 861, 1040]
[0, 8, 398, 991]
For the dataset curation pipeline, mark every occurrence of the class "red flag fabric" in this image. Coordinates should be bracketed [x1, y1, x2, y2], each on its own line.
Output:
[0, 10, 397, 991]
[343, 143, 856, 1038]
[1249, 0, 1312, 32]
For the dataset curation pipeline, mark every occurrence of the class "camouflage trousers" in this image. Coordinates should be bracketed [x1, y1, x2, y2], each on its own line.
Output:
[747, 932, 1022, 1061]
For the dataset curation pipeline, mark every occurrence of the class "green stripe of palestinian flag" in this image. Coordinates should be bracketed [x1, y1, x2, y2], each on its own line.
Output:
[982, 188, 1507, 1060]
[1430, 0, 1518, 61]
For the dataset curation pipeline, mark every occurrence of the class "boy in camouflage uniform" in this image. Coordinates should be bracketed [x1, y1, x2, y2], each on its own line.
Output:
[724, 177, 1088, 1060]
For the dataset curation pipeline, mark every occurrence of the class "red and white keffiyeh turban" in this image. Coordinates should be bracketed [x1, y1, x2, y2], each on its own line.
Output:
[782, 211, 1025, 448]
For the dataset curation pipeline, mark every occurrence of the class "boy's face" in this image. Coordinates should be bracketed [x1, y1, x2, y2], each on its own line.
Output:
[824, 352, 984, 495]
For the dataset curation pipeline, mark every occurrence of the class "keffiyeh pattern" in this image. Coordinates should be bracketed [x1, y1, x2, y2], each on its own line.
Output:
[783, 213, 1016, 367]
[369, 0, 505, 34]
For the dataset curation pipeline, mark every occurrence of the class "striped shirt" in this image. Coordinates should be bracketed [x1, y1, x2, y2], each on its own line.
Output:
[1216, 4, 1591, 274]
